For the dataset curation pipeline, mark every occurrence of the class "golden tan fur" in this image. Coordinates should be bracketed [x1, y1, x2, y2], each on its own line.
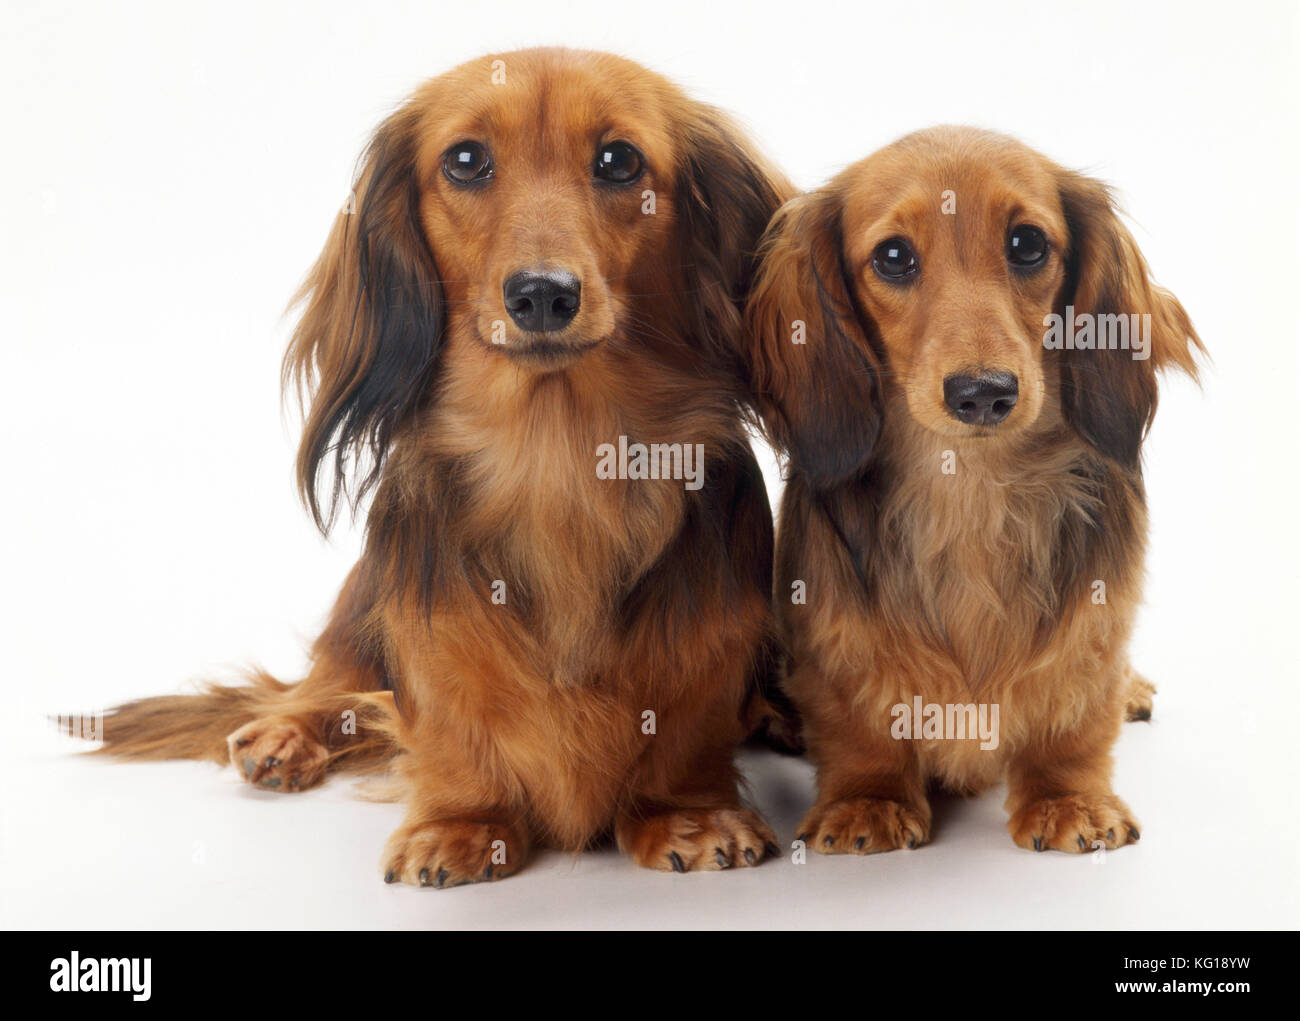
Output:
[744, 127, 1202, 854]
[92, 48, 797, 884]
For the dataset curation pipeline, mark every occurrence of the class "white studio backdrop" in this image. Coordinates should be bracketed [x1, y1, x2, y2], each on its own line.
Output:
[1, 0, 1297, 929]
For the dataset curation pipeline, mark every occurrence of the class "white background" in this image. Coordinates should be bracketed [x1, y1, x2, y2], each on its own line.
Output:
[2, 0, 1297, 929]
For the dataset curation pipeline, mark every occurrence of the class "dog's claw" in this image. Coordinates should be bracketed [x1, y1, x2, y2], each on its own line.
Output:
[668, 851, 686, 873]
[1033, 836, 1043, 852]
[743, 848, 757, 866]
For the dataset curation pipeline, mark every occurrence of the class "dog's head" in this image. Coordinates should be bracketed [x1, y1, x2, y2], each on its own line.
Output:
[286, 48, 788, 529]
[745, 126, 1203, 487]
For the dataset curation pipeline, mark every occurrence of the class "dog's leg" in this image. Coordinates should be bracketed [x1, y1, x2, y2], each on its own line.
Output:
[615, 740, 779, 873]
[224, 646, 393, 793]
[382, 812, 531, 888]
[795, 706, 931, 855]
[224, 567, 396, 792]
[226, 713, 330, 793]
[1004, 708, 1140, 853]
[97, 649, 392, 792]
[379, 708, 531, 887]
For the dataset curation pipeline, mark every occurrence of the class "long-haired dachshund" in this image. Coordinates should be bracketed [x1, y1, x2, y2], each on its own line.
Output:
[745, 126, 1202, 854]
[91, 48, 795, 884]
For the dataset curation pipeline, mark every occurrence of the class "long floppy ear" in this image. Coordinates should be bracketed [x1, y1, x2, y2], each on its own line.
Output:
[674, 105, 792, 372]
[743, 189, 882, 488]
[284, 104, 443, 532]
[1056, 170, 1203, 468]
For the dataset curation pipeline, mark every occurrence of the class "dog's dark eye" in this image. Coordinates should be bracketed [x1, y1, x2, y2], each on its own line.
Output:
[1007, 224, 1048, 269]
[594, 141, 644, 184]
[443, 142, 493, 184]
[872, 238, 918, 281]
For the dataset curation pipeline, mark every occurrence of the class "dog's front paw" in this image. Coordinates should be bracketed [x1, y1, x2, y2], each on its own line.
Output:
[797, 797, 930, 854]
[1009, 793, 1140, 853]
[618, 807, 778, 873]
[381, 819, 528, 888]
[226, 717, 328, 792]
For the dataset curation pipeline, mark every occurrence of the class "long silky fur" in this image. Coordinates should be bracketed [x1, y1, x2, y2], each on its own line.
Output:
[85, 50, 797, 876]
[745, 126, 1203, 848]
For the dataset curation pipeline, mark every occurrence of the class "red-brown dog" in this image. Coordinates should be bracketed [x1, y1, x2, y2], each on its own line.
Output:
[92, 48, 796, 885]
[746, 126, 1202, 855]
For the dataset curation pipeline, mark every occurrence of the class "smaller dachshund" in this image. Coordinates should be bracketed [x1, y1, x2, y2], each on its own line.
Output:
[745, 126, 1202, 854]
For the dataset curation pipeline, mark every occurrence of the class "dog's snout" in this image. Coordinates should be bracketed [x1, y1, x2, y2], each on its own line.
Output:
[943, 372, 1019, 426]
[503, 270, 581, 332]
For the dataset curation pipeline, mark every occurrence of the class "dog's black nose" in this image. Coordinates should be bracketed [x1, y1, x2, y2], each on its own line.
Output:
[943, 372, 1019, 426]
[503, 270, 581, 332]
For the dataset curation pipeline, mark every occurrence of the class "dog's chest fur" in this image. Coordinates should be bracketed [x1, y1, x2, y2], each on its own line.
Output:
[431, 366, 694, 681]
[878, 422, 1101, 657]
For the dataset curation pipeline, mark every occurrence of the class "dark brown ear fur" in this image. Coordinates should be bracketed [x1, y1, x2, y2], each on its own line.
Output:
[675, 106, 792, 375]
[284, 105, 444, 531]
[743, 190, 882, 488]
[1056, 171, 1202, 468]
